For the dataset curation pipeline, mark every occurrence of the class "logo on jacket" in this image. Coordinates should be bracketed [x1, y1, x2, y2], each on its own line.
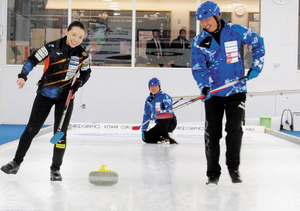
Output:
[34, 46, 49, 62]
[225, 40, 239, 64]
[200, 37, 212, 48]
[238, 102, 245, 111]
[155, 102, 161, 113]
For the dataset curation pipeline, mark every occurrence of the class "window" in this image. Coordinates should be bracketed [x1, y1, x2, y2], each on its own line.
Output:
[298, 1, 300, 70]
[7, 0, 68, 64]
[6, 0, 261, 68]
[135, 10, 172, 67]
[77, 9, 133, 66]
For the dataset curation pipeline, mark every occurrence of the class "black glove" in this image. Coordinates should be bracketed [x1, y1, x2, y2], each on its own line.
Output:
[201, 87, 211, 101]
[71, 79, 83, 94]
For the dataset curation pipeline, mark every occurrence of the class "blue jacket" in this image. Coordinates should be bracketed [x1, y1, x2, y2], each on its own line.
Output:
[191, 21, 265, 97]
[141, 90, 174, 131]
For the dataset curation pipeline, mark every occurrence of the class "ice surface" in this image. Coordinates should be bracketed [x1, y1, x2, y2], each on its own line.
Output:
[0, 129, 300, 211]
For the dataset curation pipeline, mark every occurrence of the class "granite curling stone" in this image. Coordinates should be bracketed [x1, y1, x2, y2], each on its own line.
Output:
[89, 165, 118, 186]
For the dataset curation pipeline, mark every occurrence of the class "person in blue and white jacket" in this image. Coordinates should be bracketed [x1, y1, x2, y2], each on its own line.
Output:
[141, 78, 177, 144]
[191, 1, 265, 185]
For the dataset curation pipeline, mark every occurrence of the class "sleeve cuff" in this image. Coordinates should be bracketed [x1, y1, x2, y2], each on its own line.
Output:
[18, 73, 27, 81]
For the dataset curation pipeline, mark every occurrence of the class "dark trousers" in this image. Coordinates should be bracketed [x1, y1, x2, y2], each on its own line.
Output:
[204, 93, 246, 177]
[144, 116, 177, 144]
[13, 93, 74, 171]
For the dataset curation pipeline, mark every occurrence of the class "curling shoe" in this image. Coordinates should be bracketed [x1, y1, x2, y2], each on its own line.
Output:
[157, 136, 166, 144]
[1, 161, 20, 174]
[229, 170, 242, 183]
[50, 170, 62, 181]
[169, 137, 178, 144]
[206, 176, 219, 185]
[161, 135, 178, 144]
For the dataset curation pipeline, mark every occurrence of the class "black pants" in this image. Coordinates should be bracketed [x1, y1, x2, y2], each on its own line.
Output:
[13, 93, 74, 171]
[204, 93, 246, 177]
[144, 116, 177, 144]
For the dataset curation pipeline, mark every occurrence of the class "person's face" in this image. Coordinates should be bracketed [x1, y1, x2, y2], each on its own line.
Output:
[149, 85, 160, 95]
[153, 31, 160, 40]
[65, 26, 85, 48]
[180, 31, 186, 39]
[200, 15, 220, 33]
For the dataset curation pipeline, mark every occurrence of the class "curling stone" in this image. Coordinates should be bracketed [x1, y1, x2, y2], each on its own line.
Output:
[89, 165, 118, 186]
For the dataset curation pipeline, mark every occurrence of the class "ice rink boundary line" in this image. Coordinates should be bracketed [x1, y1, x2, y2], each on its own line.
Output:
[0, 125, 53, 150]
[265, 128, 300, 146]
[0, 124, 267, 150]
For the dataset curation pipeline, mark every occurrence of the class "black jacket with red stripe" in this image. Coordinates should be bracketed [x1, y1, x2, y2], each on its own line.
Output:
[18, 36, 91, 99]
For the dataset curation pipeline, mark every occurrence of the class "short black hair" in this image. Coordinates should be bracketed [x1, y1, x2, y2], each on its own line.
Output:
[152, 29, 160, 33]
[179, 29, 186, 34]
[67, 21, 86, 32]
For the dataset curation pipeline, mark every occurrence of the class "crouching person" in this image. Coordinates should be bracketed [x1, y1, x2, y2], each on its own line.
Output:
[141, 78, 177, 144]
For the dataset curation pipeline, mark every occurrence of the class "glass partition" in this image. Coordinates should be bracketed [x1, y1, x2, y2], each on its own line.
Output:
[76, 9, 133, 66]
[7, 0, 68, 64]
[6, 0, 260, 68]
[298, 1, 300, 70]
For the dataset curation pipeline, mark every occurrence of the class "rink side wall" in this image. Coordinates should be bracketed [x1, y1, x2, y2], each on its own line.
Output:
[0, 1, 299, 131]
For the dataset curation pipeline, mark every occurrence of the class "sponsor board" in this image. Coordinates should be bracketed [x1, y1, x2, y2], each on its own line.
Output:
[242, 126, 265, 133]
[69, 123, 265, 133]
[70, 123, 133, 130]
